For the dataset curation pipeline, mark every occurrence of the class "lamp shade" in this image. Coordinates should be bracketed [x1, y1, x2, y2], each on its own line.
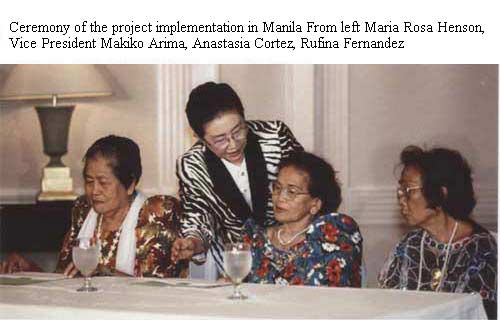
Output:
[0, 64, 112, 101]
[0, 64, 113, 201]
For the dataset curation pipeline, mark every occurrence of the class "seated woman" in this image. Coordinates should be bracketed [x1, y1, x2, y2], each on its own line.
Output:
[378, 146, 497, 319]
[55, 135, 187, 278]
[242, 151, 363, 287]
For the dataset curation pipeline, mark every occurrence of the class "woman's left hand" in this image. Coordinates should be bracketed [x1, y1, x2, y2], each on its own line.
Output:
[0, 253, 42, 274]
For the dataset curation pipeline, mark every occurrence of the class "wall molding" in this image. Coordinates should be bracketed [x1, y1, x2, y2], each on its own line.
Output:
[282, 65, 315, 151]
[315, 64, 350, 211]
[349, 186, 498, 227]
[156, 64, 219, 196]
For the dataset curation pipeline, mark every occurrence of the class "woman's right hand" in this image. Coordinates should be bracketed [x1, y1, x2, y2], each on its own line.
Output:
[63, 262, 79, 278]
[171, 237, 203, 262]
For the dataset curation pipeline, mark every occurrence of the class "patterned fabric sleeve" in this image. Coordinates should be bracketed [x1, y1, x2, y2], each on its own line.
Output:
[276, 120, 304, 158]
[176, 153, 214, 249]
[134, 195, 188, 278]
[308, 213, 363, 287]
[54, 196, 90, 273]
[378, 238, 409, 289]
[459, 235, 497, 319]
[242, 218, 268, 283]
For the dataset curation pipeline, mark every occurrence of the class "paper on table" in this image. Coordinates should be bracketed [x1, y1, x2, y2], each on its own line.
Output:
[0, 277, 50, 286]
[132, 280, 231, 289]
[1, 272, 66, 280]
[0, 272, 67, 285]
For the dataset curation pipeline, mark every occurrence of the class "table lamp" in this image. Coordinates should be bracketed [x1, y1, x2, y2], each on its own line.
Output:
[0, 65, 113, 201]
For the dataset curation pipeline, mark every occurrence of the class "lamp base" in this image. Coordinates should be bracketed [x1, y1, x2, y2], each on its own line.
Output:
[38, 167, 78, 202]
[38, 191, 78, 202]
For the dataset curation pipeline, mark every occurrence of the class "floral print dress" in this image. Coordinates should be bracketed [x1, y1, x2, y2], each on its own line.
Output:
[242, 212, 363, 287]
[56, 195, 188, 278]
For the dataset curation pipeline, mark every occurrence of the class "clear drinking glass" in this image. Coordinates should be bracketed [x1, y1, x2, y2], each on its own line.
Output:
[223, 242, 252, 300]
[72, 237, 100, 292]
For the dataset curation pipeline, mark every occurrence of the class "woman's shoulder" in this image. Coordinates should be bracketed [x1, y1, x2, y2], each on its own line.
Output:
[137, 195, 181, 229]
[464, 226, 497, 257]
[71, 195, 91, 220]
[308, 212, 362, 243]
[178, 141, 206, 164]
[247, 120, 290, 134]
[312, 212, 360, 232]
[73, 195, 90, 209]
[144, 195, 180, 211]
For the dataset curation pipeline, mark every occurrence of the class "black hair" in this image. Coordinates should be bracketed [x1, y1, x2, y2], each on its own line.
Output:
[83, 135, 142, 189]
[279, 151, 342, 215]
[400, 145, 476, 220]
[185, 82, 245, 138]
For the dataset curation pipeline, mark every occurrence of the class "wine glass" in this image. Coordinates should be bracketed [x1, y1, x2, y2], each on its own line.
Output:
[72, 237, 100, 292]
[223, 242, 252, 300]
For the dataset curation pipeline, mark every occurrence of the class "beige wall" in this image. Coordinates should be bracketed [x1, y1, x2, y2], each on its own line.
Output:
[1, 64, 497, 287]
[220, 64, 315, 151]
[0, 65, 161, 201]
[349, 65, 498, 188]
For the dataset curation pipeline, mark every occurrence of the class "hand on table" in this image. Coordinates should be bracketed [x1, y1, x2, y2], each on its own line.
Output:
[63, 262, 79, 278]
[171, 237, 203, 262]
[0, 253, 42, 274]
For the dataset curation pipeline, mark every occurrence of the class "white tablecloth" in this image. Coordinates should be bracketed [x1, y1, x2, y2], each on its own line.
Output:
[0, 273, 487, 319]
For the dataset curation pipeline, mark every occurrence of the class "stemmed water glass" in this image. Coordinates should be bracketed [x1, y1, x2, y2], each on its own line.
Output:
[223, 242, 252, 300]
[72, 237, 100, 292]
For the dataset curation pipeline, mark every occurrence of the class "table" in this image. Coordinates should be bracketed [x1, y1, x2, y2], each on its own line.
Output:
[0, 273, 487, 319]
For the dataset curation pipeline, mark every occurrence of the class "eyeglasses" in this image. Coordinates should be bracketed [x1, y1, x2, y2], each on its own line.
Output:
[205, 123, 247, 150]
[396, 185, 422, 198]
[271, 182, 309, 201]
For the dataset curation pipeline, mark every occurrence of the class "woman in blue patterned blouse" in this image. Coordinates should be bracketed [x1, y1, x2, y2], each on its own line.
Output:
[242, 151, 363, 287]
[379, 146, 497, 319]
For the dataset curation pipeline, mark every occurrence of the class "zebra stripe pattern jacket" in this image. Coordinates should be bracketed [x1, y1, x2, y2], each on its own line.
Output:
[176, 120, 303, 272]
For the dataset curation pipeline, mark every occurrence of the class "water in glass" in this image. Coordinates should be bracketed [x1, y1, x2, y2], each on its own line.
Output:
[73, 246, 99, 277]
[72, 237, 99, 292]
[223, 242, 252, 300]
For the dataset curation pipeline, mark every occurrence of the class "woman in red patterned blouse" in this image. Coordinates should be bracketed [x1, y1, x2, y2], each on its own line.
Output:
[56, 135, 187, 278]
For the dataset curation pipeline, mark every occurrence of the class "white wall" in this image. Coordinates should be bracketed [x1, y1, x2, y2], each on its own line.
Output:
[220, 64, 315, 151]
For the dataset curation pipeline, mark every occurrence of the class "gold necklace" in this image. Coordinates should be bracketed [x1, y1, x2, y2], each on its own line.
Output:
[417, 221, 458, 292]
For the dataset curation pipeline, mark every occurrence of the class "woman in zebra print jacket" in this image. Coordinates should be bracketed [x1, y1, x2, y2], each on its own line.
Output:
[171, 82, 303, 273]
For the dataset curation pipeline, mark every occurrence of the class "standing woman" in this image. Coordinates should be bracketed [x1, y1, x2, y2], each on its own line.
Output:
[379, 146, 497, 319]
[172, 82, 303, 273]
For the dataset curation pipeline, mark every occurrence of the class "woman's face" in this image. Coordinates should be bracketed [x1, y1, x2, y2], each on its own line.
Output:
[84, 156, 134, 218]
[272, 166, 321, 226]
[202, 111, 247, 165]
[397, 165, 433, 228]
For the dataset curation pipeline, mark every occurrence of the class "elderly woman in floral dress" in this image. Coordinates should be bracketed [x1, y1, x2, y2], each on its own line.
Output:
[56, 135, 187, 278]
[242, 151, 363, 286]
